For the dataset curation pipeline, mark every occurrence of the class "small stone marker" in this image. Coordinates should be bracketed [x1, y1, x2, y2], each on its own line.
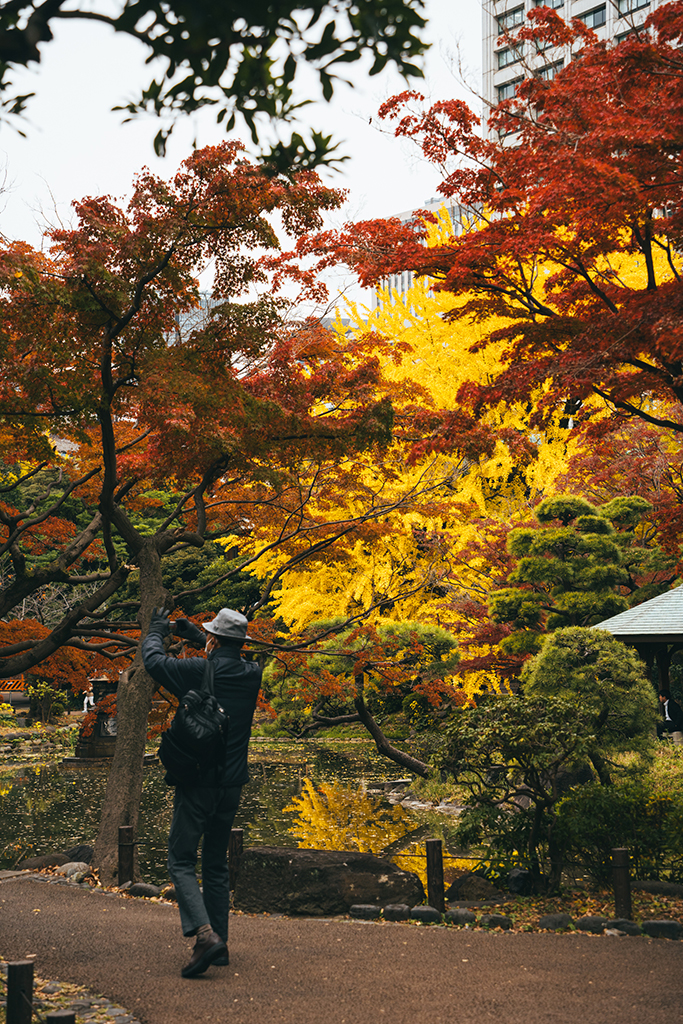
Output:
[604, 918, 642, 936]
[480, 913, 512, 930]
[349, 905, 381, 920]
[445, 908, 476, 926]
[411, 905, 442, 924]
[575, 916, 608, 934]
[641, 920, 683, 940]
[538, 913, 573, 931]
[383, 904, 411, 921]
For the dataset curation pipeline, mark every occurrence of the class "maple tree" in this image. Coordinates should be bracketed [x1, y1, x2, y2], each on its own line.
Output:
[0, 0, 427, 166]
[291, 2, 683, 446]
[0, 143, 446, 881]
[558, 415, 683, 563]
[264, 618, 461, 776]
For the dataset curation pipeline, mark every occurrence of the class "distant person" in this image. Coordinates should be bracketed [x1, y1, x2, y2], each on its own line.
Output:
[656, 689, 683, 745]
[142, 607, 261, 979]
[82, 685, 95, 713]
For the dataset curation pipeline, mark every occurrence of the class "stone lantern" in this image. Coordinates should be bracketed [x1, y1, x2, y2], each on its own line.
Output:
[74, 674, 118, 759]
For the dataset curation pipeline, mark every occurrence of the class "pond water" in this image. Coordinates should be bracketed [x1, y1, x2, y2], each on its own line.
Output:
[0, 739, 436, 885]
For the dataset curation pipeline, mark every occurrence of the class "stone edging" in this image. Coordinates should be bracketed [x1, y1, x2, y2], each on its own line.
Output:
[347, 903, 683, 939]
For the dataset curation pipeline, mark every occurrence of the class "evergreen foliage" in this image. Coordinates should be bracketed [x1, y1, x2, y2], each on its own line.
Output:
[488, 494, 668, 659]
[522, 626, 658, 766]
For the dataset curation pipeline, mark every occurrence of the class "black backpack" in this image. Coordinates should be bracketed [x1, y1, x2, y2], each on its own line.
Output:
[159, 660, 230, 786]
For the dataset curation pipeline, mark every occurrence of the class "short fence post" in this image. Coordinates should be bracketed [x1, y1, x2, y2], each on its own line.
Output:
[228, 828, 244, 891]
[46, 1013, 77, 1024]
[118, 825, 135, 886]
[7, 959, 34, 1024]
[612, 847, 632, 920]
[425, 839, 445, 913]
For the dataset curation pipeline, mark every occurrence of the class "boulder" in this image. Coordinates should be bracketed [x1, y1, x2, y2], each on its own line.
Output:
[641, 920, 683, 940]
[508, 868, 534, 896]
[633, 880, 683, 898]
[538, 913, 573, 931]
[232, 847, 424, 916]
[18, 852, 69, 870]
[445, 872, 502, 902]
[63, 845, 93, 864]
[55, 861, 91, 877]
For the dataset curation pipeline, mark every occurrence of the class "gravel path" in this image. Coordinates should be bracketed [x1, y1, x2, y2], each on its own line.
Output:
[1, 874, 683, 1024]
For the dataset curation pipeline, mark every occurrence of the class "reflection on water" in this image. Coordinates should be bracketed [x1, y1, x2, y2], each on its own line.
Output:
[287, 778, 412, 853]
[0, 740, 416, 885]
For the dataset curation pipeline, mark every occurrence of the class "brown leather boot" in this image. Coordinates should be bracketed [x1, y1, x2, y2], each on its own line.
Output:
[181, 931, 227, 978]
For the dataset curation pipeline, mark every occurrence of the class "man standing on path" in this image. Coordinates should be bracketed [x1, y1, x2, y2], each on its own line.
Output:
[142, 607, 261, 978]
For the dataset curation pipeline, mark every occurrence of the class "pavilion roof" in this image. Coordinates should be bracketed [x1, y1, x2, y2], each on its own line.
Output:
[593, 585, 683, 643]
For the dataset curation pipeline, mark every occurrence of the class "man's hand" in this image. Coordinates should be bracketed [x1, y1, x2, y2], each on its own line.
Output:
[148, 607, 171, 637]
[172, 617, 205, 648]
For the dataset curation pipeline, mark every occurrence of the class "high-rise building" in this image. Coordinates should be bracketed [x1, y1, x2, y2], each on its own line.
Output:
[373, 197, 468, 306]
[483, 0, 665, 116]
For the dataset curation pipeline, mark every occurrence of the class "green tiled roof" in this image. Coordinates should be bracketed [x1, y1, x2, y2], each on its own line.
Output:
[593, 585, 683, 642]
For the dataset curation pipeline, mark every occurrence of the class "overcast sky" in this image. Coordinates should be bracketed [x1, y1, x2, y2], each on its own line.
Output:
[0, 1, 482, 229]
[0, 0, 482, 308]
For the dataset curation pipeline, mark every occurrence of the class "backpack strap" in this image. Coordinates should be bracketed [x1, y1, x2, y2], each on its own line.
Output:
[201, 658, 216, 696]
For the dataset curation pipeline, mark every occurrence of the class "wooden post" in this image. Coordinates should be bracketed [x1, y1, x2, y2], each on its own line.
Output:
[228, 827, 244, 891]
[46, 1013, 77, 1024]
[118, 824, 135, 885]
[425, 839, 445, 913]
[6, 959, 34, 1024]
[612, 847, 632, 920]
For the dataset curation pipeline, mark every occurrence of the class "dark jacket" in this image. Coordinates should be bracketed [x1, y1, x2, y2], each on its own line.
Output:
[662, 696, 683, 733]
[142, 630, 261, 787]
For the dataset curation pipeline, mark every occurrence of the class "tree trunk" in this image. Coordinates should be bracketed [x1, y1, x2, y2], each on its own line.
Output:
[589, 750, 612, 787]
[93, 541, 167, 886]
[353, 678, 430, 778]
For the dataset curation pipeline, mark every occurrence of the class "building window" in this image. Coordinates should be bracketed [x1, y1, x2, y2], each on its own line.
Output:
[497, 5, 525, 33]
[534, 0, 564, 7]
[497, 45, 523, 68]
[537, 59, 564, 80]
[617, 0, 649, 13]
[497, 78, 522, 103]
[579, 5, 607, 28]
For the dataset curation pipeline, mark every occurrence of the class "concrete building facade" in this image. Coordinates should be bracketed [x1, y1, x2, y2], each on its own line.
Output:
[482, 0, 665, 116]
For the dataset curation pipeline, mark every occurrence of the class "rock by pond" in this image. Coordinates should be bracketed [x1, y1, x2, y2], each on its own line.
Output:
[445, 872, 503, 902]
[232, 847, 424, 915]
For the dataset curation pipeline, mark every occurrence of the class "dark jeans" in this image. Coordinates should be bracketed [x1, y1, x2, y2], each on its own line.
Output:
[167, 784, 242, 943]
